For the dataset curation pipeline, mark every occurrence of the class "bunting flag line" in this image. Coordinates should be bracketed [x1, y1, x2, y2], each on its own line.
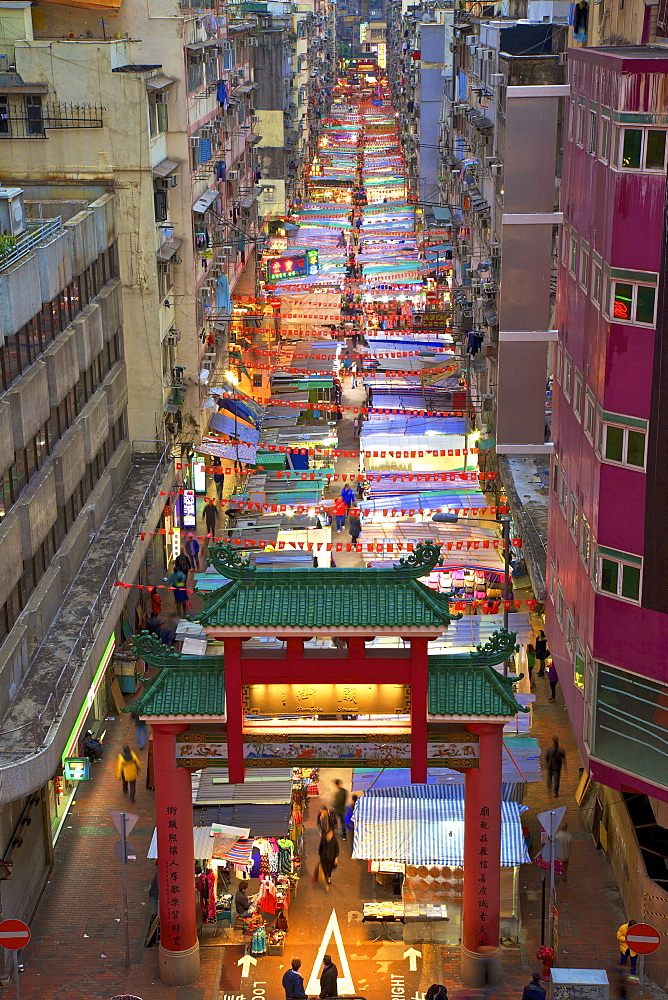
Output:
[220, 390, 469, 417]
[114, 579, 539, 614]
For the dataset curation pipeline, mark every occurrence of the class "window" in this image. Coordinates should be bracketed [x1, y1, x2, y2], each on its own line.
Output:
[0, 95, 9, 136]
[149, 93, 168, 137]
[592, 664, 668, 789]
[599, 116, 610, 162]
[568, 96, 575, 142]
[579, 244, 589, 291]
[563, 353, 572, 401]
[559, 467, 569, 513]
[569, 491, 578, 536]
[561, 225, 569, 266]
[599, 420, 647, 469]
[187, 55, 204, 94]
[549, 559, 556, 601]
[574, 372, 583, 420]
[25, 95, 44, 137]
[577, 103, 585, 146]
[588, 110, 597, 155]
[574, 640, 585, 690]
[580, 512, 591, 568]
[555, 341, 563, 384]
[204, 51, 218, 87]
[552, 455, 559, 494]
[597, 547, 642, 602]
[556, 584, 564, 623]
[584, 391, 595, 442]
[154, 185, 169, 223]
[610, 280, 657, 326]
[565, 610, 575, 655]
[569, 235, 577, 276]
[591, 258, 601, 305]
[619, 127, 667, 171]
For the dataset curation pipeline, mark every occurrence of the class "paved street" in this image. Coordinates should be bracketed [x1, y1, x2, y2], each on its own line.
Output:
[10, 684, 644, 1000]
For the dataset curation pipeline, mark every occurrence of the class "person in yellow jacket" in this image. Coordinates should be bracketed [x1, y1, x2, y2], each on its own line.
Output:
[116, 744, 141, 803]
[617, 919, 638, 975]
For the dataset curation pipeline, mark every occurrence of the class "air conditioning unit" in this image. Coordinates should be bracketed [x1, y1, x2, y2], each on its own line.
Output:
[228, 169, 239, 180]
[465, 34, 476, 44]
[490, 163, 503, 175]
[158, 261, 172, 274]
[164, 329, 181, 346]
[490, 73, 504, 85]
[482, 394, 495, 412]
[154, 91, 169, 105]
[252, 114, 260, 124]
[160, 176, 179, 189]
[189, 135, 201, 147]
[221, 40, 232, 50]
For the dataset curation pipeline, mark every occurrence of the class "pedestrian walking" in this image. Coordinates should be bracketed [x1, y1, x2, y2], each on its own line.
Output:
[320, 955, 338, 998]
[547, 660, 559, 701]
[185, 532, 200, 571]
[526, 643, 536, 687]
[555, 821, 572, 881]
[150, 586, 162, 616]
[174, 551, 190, 578]
[213, 460, 224, 501]
[332, 778, 348, 839]
[348, 509, 362, 543]
[318, 829, 340, 890]
[617, 920, 639, 975]
[317, 805, 337, 835]
[545, 735, 567, 797]
[167, 569, 188, 616]
[117, 744, 141, 802]
[341, 484, 355, 507]
[333, 494, 347, 533]
[343, 794, 358, 838]
[535, 630, 549, 676]
[522, 974, 546, 1000]
[203, 499, 220, 537]
[131, 711, 149, 751]
[283, 958, 309, 999]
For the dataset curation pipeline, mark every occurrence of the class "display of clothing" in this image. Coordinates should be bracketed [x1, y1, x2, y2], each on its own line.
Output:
[198, 869, 216, 923]
[251, 925, 267, 955]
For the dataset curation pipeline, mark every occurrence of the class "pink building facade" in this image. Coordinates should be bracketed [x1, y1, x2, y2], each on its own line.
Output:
[546, 46, 668, 803]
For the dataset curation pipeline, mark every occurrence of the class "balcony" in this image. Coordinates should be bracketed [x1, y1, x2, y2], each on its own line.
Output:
[0, 442, 173, 796]
[0, 100, 104, 139]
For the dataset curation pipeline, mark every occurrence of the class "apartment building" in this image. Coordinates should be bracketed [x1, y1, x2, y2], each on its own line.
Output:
[547, 47, 668, 985]
[0, 0, 260, 450]
[0, 190, 173, 969]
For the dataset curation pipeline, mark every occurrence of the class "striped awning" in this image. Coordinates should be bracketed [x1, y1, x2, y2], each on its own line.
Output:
[352, 784, 529, 867]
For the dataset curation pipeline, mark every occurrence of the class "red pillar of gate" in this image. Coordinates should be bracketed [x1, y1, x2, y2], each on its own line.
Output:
[153, 723, 200, 986]
[409, 637, 429, 783]
[223, 636, 245, 784]
[461, 721, 504, 986]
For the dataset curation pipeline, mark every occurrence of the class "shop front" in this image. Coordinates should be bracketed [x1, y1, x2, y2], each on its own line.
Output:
[48, 635, 116, 841]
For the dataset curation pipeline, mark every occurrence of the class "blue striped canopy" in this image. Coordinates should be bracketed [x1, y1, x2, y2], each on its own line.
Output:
[352, 784, 529, 867]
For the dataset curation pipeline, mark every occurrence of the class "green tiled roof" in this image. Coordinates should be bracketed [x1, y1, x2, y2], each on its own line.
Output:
[194, 540, 457, 631]
[197, 572, 454, 630]
[428, 660, 528, 717]
[128, 667, 225, 717]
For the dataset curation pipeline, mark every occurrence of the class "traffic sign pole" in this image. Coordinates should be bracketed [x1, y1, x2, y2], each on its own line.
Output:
[12, 948, 20, 1000]
[121, 812, 130, 967]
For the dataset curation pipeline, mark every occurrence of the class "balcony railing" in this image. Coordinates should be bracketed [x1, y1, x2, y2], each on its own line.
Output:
[0, 218, 62, 272]
[0, 101, 104, 139]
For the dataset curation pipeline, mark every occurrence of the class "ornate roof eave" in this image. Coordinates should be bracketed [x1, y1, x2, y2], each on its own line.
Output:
[206, 539, 445, 581]
[132, 631, 224, 669]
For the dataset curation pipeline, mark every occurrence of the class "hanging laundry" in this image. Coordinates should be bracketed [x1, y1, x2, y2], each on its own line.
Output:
[467, 330, 484, 355]
[216, 80, 228, 106]
[214, 160, 226, 181]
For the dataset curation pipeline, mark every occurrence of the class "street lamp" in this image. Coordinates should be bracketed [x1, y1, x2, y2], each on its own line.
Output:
[432, 510, 513, 644]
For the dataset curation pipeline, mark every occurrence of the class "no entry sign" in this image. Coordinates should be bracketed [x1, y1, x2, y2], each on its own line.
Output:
[625, 923, 661, 955]
[0, 919, 30, 950]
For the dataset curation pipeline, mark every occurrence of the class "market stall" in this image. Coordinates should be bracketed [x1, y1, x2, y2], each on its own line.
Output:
[353, 784, 529, 942]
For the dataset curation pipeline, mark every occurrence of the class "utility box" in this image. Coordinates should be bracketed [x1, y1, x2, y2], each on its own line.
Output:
[0, 188, 26, 237]
[551, 969, 609, 1000]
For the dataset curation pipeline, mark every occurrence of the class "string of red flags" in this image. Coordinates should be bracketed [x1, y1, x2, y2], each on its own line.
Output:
[132, 529, 521, 550]
[114, 579, 539, 614]
[219, 391, 468, 417]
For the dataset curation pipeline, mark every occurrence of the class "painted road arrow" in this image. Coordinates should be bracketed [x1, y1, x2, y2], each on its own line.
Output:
[403, 948, 422, 971]
[238, 955, 258, 977]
